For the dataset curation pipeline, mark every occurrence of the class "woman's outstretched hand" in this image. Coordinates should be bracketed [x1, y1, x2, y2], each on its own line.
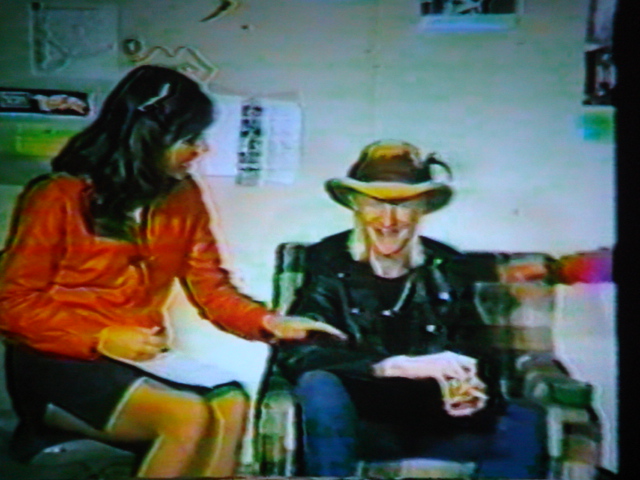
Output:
[97, 325, 169, 361]
[263, 315, 348, 342]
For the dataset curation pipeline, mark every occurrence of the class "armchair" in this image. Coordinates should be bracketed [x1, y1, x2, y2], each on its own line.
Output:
[254, 243, 605, 479]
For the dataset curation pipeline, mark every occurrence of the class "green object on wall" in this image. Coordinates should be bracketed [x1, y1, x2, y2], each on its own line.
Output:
[580, 110, 614, 142]
[15, 125, 78, 157]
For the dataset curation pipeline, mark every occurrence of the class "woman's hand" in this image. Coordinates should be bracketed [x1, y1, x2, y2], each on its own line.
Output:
[97, 326, 169, 361]
[263, 315, 348, 341]
[372, 351, 477, 383]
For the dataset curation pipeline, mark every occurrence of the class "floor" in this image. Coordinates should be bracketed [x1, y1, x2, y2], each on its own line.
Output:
[0, 410, 136, 480]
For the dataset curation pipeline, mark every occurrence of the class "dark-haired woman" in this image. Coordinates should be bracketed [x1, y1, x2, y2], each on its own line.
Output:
[0, 65, 344, 478]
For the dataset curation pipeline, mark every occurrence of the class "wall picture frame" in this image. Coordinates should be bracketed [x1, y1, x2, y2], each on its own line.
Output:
[583, 0, 616, 105]
[417, 0, 524, 33]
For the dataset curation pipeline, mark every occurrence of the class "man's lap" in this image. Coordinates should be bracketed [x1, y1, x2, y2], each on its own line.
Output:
[296, 369, 547, 472]
[356, 401, 548, 479]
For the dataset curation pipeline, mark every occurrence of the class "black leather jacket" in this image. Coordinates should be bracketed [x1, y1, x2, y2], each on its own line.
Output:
[277, 230, 506, 410]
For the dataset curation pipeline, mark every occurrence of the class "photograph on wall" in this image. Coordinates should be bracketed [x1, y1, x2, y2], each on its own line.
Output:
[198, 93, 302, 186]
[586, 0, 615, 44]
[583, 0, 616, 105]
[417, 0, 524, 32]
[420, 0, 521, 15]
[583, 45, 615, 106]
[0, 87, 90, 116]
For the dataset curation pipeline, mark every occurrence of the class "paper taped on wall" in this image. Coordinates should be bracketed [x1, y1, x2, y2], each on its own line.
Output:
[199, 94, 302, 185]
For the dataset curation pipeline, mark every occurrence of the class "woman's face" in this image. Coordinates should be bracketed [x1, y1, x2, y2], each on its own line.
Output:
[164, 134, 209, 179]
[352, 194, 425, 257]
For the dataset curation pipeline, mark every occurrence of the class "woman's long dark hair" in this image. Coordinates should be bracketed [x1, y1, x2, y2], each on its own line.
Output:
[51, 65, 214, 240]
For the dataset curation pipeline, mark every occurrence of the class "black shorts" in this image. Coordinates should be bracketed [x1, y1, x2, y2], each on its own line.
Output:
[7, 344, 243, 431]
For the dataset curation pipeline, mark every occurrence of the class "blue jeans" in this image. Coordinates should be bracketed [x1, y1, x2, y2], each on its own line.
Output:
[294, 370, 548, 478]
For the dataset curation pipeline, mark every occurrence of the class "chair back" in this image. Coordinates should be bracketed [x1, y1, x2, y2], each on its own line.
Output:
[272, 243, 309, 314]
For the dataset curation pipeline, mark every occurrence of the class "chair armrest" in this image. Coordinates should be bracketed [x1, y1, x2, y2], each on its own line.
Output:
[255, 371, 297, 476]
[258, 388, 296, 438]
[263, 372, 295, 394]
[526, 373, 594, 409]
[517, 353, 593, 409]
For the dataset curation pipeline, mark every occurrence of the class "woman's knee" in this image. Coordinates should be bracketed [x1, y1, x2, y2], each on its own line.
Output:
[158, 395, 212, 440]
[108, 383, 206, 441]
[122, 384, 211, 440]
[208, 385, 251, 427]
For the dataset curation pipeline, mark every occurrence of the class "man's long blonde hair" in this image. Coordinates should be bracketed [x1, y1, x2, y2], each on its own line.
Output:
[347, 216, 426, 268]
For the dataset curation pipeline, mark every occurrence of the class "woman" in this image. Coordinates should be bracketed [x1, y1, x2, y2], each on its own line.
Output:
[0, 65, 343, 478]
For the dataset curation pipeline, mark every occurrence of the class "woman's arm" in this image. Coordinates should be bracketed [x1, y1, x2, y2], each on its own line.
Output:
[173, 181, 345, 343]
[0, 177, 106, 358]
[177, 185, 275, 341]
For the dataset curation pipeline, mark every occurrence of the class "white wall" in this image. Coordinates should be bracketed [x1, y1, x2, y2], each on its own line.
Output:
[554, 283, 617, 473]
[0, 0, 616, 293]
[0, 0, 617, 472]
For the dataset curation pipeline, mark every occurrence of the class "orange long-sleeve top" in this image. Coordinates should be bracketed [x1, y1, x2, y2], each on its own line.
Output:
[0, 173, 273, 360]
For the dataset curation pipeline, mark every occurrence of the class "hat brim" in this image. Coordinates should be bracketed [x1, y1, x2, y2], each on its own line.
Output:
[325, 178, 453, 213]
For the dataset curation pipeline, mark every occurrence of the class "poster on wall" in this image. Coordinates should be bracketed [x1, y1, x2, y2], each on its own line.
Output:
[420, 0, 521, 15]
[0, 87, 90, 116]
[583, 0, 616, 105]
[30, 2, 118, 77]
[197, 94, 303, 186]
[418, 0, 524, 32]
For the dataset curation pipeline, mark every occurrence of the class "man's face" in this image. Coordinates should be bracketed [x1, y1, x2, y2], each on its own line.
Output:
[352, 194, 425, 257]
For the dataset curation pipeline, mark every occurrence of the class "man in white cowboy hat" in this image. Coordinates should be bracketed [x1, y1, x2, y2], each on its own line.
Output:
[276, 140, 548, 478]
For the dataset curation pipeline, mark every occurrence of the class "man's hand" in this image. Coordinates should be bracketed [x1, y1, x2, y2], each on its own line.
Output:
[372, 351, 477, 383]
[439, 374, 488, 417]
[373, 351, 488, 417]
[97, 326, 168, 361]
[263, 315, 348, 341]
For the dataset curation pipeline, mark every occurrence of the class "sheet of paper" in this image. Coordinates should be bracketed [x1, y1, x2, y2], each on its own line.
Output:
[262, 98, 303, 185]
[198, 94, 302, 185]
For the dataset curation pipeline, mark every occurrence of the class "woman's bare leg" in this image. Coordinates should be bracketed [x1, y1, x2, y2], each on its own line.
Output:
[194, 387, 251, 477]
[104, 381, 211, 478]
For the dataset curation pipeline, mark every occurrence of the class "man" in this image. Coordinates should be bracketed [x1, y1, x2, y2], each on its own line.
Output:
[277, 140, 548, 478]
